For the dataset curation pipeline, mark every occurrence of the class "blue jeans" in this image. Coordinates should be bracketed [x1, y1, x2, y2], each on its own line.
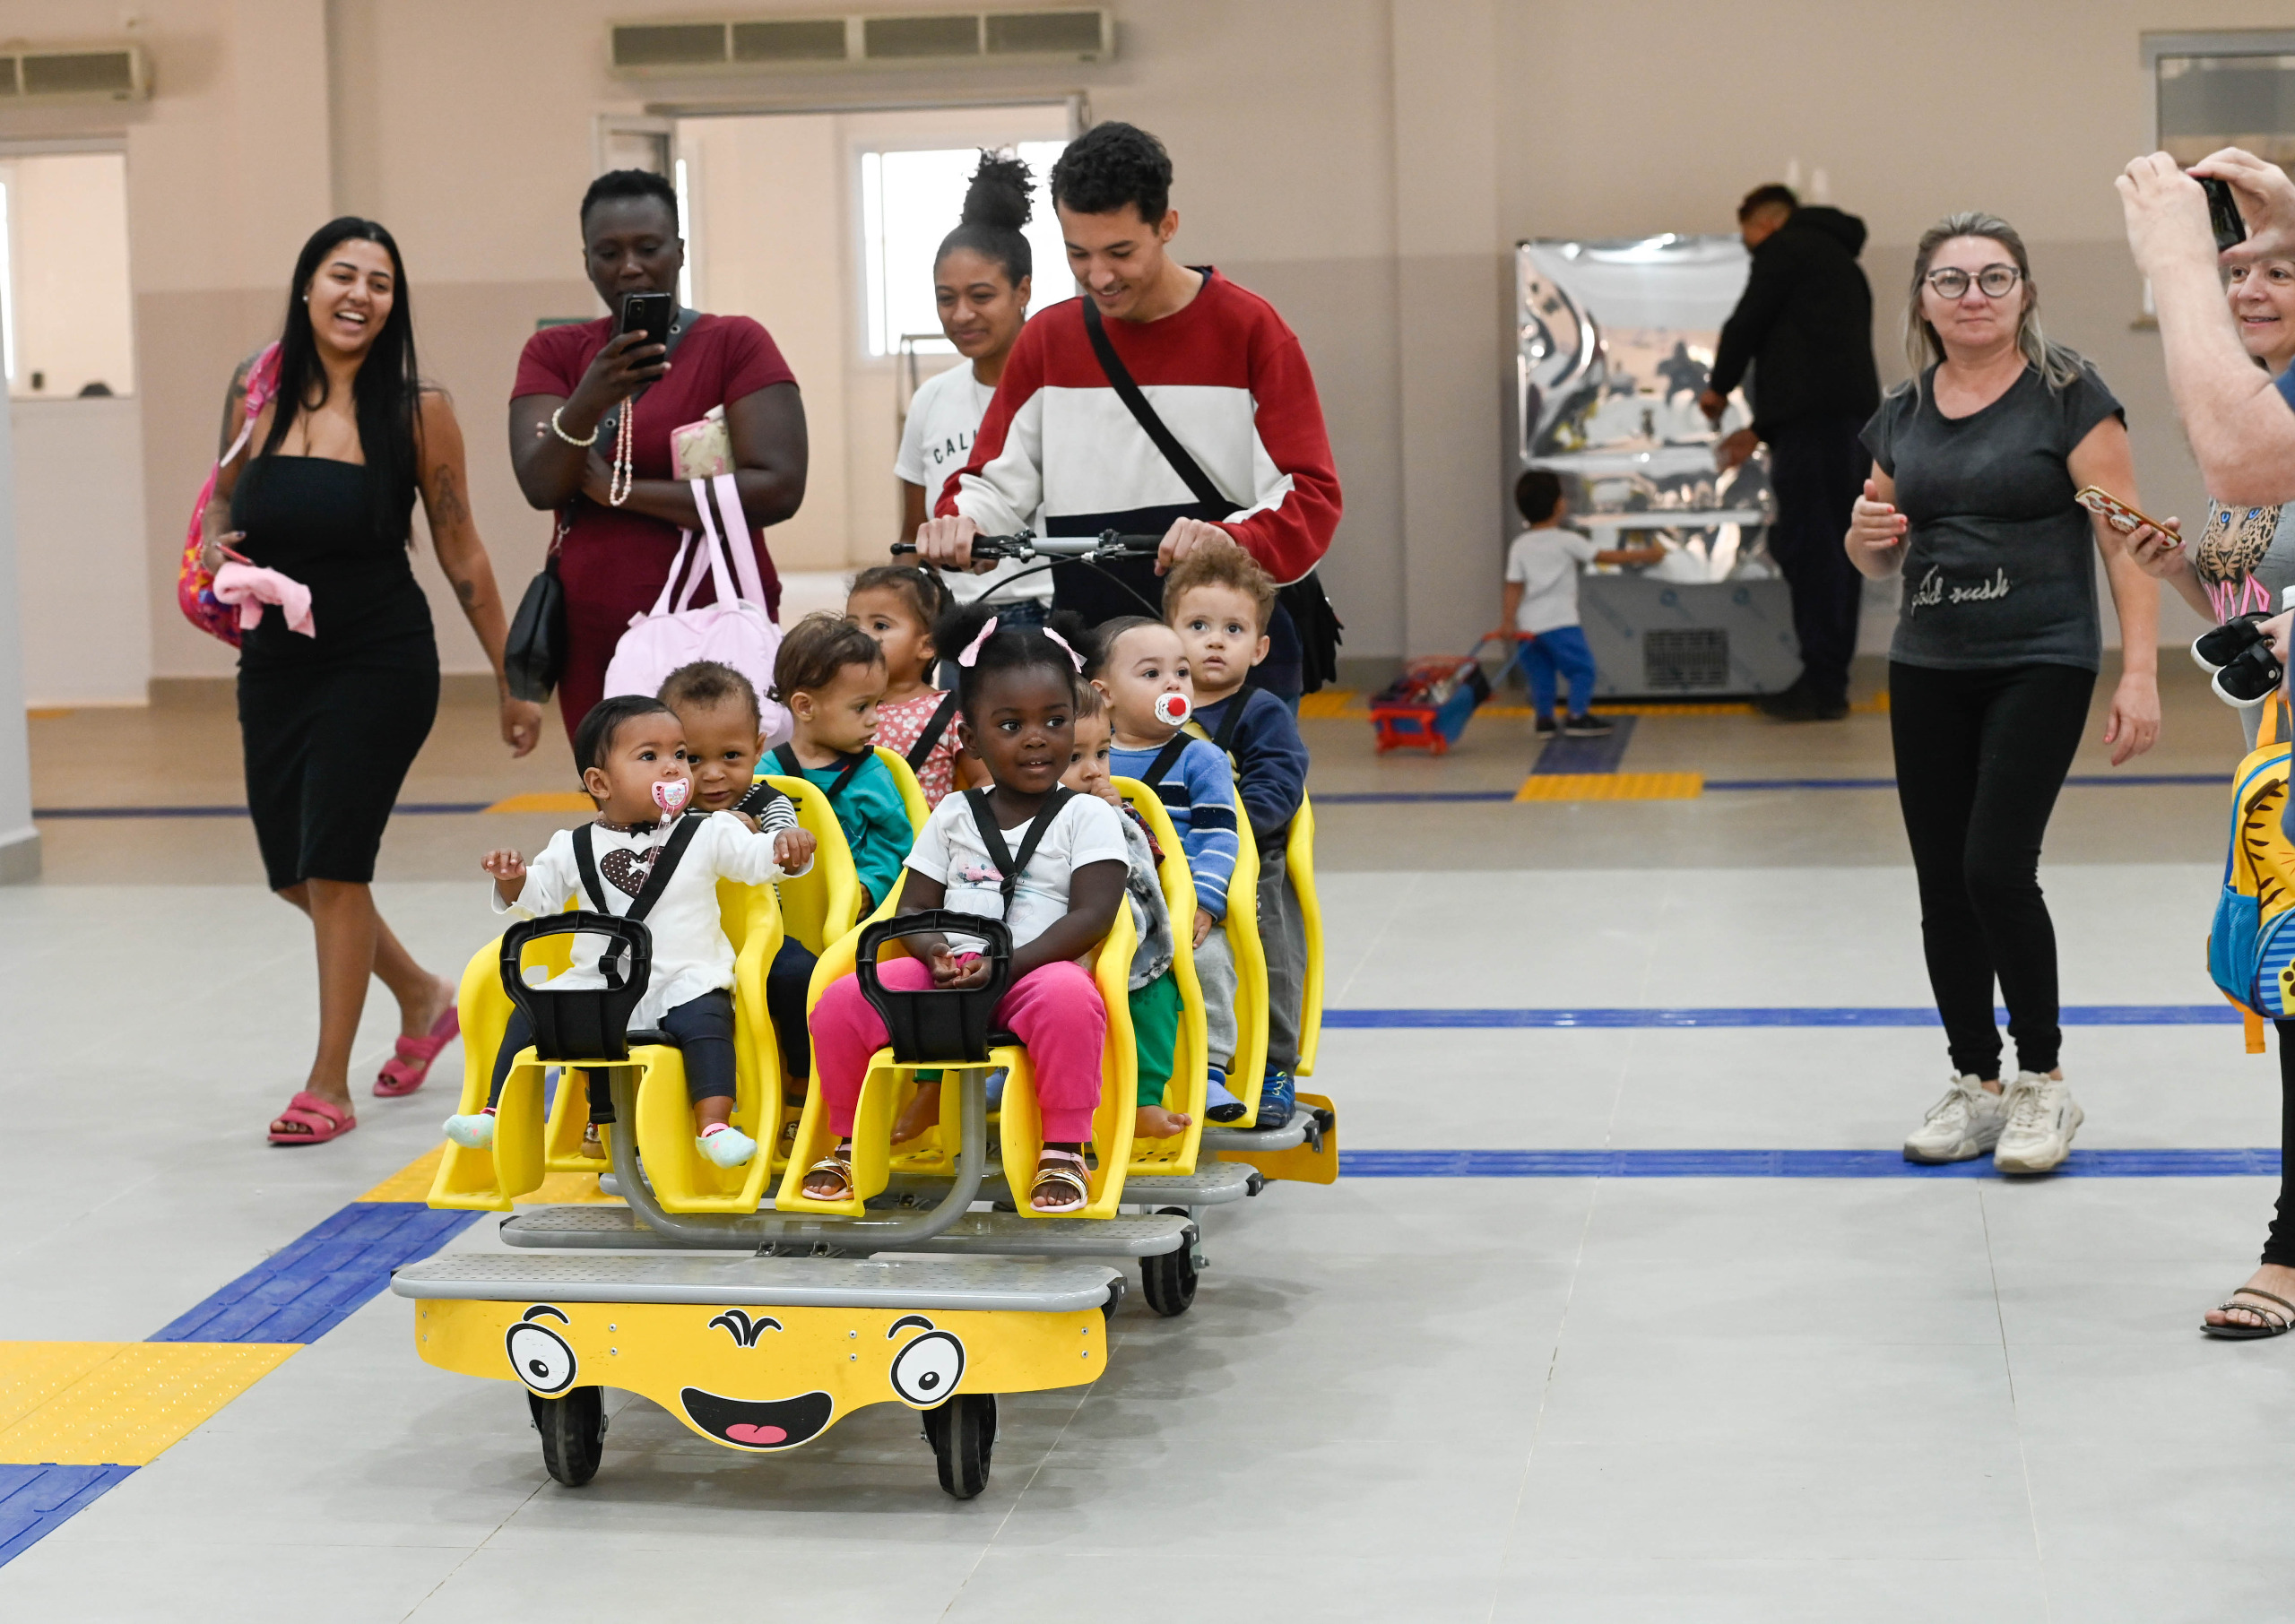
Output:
[1513, 626, 1598, 716]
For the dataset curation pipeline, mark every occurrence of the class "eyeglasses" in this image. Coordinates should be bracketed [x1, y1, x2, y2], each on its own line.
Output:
[1924, 265, 2022, 299]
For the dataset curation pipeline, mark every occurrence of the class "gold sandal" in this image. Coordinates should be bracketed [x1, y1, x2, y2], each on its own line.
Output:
[801, 1146, 853, 1202]
[1029, 1147, 1090, 1214]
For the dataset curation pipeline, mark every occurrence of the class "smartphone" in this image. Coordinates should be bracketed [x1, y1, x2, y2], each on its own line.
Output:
[2200, 176, 2248, 252]
[619, 290, 673, 355]
[2074, 485, 2172, 536]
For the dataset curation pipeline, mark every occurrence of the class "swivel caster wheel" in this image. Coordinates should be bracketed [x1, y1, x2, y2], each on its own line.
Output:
[530, 1386, 606, 1487]
[1139, 1209, 1199, 1317]
[922, 1392, 998, 1499]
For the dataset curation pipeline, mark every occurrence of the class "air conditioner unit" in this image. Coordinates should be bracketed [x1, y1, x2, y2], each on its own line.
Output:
[0, 44, 149, 103]
[607, 9, 1111, 75]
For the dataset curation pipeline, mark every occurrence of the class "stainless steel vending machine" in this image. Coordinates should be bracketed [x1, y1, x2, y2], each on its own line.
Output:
[1518, 234, 1802, 697]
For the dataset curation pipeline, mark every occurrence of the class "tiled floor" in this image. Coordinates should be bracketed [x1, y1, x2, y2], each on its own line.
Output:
[2, 654, 2288, 1620]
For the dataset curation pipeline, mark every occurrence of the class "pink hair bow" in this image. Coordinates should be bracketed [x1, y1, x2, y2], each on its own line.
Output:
[1042, 626, 1085, 671]
[957, 616, 1000, 668]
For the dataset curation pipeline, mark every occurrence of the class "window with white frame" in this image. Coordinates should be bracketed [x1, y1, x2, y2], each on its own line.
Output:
[2149, 30, 2295, 172]
[0, 150, 134, 399]
[861, 139, 1068, 358]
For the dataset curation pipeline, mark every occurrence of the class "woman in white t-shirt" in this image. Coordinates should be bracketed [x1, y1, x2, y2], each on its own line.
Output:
[896, 152, 1050, 612]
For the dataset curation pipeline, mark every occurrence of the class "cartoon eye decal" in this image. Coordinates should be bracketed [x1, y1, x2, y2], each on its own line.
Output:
[506, 1318, 578, 1395]
[888, 1329, 966, 1408]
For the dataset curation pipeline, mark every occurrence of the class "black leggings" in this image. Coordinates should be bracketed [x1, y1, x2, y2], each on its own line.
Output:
[2267, 1024, 2295, 1269]
[1890, 661, 2094, 1079]
[485, 988, 737, 1122]
[767, 935, 818, 1084]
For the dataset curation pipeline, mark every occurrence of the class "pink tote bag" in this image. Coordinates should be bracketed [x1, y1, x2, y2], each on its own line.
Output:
[602, 471, 787, 739]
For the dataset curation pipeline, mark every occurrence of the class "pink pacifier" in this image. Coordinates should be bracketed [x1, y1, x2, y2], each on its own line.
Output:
[652, 777, 692, 816]
[1154, 691, 1191, 727]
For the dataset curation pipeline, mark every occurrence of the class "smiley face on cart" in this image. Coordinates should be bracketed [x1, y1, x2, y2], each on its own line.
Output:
[412, 1297, 1104, 1451]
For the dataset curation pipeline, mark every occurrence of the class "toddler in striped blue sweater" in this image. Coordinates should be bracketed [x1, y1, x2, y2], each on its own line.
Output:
[1091, 616, 1251, 1121]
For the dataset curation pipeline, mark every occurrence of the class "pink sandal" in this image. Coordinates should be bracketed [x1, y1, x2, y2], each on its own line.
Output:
[375, 1006, 460, 1098]
[269, 1091, 356, 1145]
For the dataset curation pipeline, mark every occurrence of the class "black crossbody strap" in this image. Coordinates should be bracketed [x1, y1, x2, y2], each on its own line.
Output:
[626, 814, 705, 924]
[961, 787, 1076, 916]
[572, 824, 608, 913]
[1082, 297, 1228, 511]
[1143, 732, 1192, 788]
[775, 743, 870, 804]
[1212, 692, 1247, 754]
[905, 691, 960, 772]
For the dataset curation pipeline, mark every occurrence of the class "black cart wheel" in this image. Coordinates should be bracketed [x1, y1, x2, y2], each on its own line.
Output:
[922, 1392, 997, 1499]
[1139, 1210, 1199, 1317]
[530, 1386, 605, 1487]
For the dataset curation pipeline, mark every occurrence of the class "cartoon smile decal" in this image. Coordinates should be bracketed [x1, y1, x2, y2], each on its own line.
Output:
[506, 1306, 578, 1395]
[680, 1386, 834, 1450]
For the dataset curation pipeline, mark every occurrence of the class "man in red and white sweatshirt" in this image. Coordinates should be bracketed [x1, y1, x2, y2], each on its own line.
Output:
[918, 121, 1342, 701]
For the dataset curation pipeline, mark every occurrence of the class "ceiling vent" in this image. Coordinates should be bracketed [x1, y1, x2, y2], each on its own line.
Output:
[609, 10, 1111, 74]
[0, 45, 148, 102]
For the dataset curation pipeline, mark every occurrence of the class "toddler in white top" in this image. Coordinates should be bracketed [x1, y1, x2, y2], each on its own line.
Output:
[443, 695, 794, 1169]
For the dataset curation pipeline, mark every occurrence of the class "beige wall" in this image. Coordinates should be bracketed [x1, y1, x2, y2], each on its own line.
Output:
[0, 0, 2288, 682]
[2, 152, 136, 400]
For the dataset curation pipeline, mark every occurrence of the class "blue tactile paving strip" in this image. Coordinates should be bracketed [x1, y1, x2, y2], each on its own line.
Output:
[1341, 1147, 2282, 1178]
[0, 1201, 481, 1568]
[0, 1464, 137, 1566]
[149, 1203, 482, 1345]
[1529, 715, 1638, 775]
[1323, 1004, 2239, 1029]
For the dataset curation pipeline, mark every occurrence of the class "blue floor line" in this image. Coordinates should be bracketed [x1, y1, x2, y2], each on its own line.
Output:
[1707, 774, 2221, 791]
[0, 1465, 138, 1566]
[1340, 1147, 2282, 1178]
[1322, 1004, 2238, 1029]
[149, 1202, 483, 1344]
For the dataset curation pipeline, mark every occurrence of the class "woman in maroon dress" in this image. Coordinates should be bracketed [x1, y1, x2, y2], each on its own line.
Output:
[509, 169, 808, 744]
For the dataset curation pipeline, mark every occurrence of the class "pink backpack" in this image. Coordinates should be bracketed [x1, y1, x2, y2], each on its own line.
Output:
[179, 341, 282, 646]
[602, 471, 787, 738]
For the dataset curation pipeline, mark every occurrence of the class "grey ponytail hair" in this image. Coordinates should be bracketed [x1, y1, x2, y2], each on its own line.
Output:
[1905, 212, 2086, 394]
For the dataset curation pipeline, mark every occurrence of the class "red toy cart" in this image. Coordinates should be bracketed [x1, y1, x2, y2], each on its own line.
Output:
[1369, 637, 1507, 755]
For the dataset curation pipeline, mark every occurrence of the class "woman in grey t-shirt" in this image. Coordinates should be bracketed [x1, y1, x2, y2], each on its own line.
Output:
[2134, 257, 2295, 750]
[1847, 212, 2164, 1177]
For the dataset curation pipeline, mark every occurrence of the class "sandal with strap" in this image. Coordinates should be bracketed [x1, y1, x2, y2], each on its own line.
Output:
[801, 1147, 853, 1202]
[269, 1091, 356, 1145]
[1029, 1147, 1090, 1214]
[376, 1006, 460, 1098]
[2204, 1287, 2295, 1340]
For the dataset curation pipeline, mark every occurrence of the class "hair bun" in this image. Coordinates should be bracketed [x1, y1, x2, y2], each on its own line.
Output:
[961, 151, 1034, 233]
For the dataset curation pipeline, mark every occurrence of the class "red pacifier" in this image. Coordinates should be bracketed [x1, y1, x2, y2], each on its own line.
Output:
[652, 777, 692, 816]
[1154, 691, 1191, 728]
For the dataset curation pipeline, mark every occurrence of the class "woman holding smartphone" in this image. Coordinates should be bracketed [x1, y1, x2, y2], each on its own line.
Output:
[1848, 211, 2161, 1177]
[895, 151, 1046, 618]
[206, 217, 538, 1145]
[510, 168, 808, 749]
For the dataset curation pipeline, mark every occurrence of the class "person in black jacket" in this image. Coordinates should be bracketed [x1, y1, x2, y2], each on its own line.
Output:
[1699, 184, 1883, 720]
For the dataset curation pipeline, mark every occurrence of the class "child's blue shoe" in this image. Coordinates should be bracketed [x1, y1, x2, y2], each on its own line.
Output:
[1254, 1069, 1296, 1130]
[1203, 1066, 1246, 1123]
[984, 1067, 1008, 1109]
[443, 1110, 495, 1149]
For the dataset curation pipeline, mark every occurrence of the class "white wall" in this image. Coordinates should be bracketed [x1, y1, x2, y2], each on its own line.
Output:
[0, 383, 36, 879]
[1, 151, 135, 400]
[12, 398, 151, 705]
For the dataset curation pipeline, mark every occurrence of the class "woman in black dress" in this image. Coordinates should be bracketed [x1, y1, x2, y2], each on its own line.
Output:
[202, 218, 540, 1145]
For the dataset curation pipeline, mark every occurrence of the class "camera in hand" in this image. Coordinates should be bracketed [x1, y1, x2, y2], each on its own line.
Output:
[619, 290, 674, 354]
[2200, 177, 2248, 253]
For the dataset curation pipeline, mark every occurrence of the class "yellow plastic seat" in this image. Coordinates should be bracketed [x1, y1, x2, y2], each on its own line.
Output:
[1220, 792, 1273, 1122]
[1113, 777, 1210, 1176]
[764, 774, 862, 955]
[775, 905, 1139, 1221]
[428, 884, 784, 1214]
[1286, 790, 1324, 1076]
[872, 745, 932, 834]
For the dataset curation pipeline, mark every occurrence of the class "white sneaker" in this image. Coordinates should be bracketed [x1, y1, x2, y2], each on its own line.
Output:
[1903, 1075, 2006, 1163]
[1994, 1072, 2083, 1174]
[443, 1111, 495, 1149]
[697, 1125, 757, 1168]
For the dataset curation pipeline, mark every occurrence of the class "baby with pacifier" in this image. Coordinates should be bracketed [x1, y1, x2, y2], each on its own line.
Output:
[445, 694, 800, 1169]
[800, 606, 1131, 1214]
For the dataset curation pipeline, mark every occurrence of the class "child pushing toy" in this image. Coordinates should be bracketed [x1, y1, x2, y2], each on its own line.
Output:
[801, 607, 1130, 1215]
[446, 694, 799, 1170]
[1501, 470, 1662, 738]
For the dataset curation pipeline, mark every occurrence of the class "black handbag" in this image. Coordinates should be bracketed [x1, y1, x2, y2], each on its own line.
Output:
[503, 531, 566, 703]
[1080, 297, 1344, 692]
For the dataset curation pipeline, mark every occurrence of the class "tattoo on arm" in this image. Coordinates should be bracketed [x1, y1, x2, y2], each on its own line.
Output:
[217, 358, 253, 456]
[429, 465, 472, 531]
[455, 578, 479, 609]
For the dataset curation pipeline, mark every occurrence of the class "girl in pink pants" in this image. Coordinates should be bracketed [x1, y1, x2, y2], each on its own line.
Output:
[801, 607, 1132, 1214]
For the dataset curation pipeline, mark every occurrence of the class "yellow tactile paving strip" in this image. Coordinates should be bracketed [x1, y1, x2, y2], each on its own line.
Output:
[363, 1145, 619, 1205]
[0, 1343, 298, 1464]
[485, 790, 595, 814]
[1515, 773, 1705, 801]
